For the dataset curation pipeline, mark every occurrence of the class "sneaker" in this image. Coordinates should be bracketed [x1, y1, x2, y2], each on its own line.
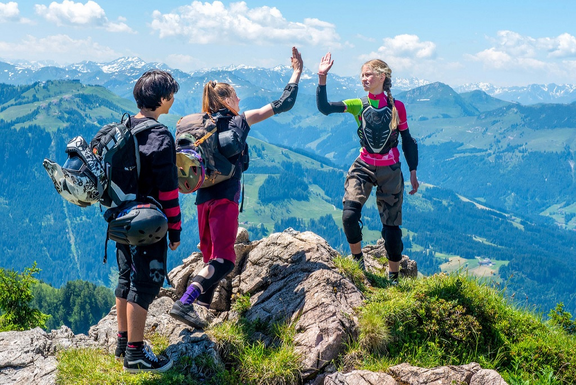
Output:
[353, 255, 366, 272]
[170, 300, 208, 329]
[123, 343, 173, 373]
[115, 336, 127, 361]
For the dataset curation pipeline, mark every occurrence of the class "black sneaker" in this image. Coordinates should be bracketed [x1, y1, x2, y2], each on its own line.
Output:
[115, 336, 127, 361]
[123, 344, 173, 373]
[354, 256, 366, 272]
[170, 300, 208, 329]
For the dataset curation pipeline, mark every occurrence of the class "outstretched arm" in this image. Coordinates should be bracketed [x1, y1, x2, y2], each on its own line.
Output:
[245, 47, 303, 126]
[316, 52, 345, 115]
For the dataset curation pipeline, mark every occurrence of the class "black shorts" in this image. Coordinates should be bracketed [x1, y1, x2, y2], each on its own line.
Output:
[115, 238, 167, 311]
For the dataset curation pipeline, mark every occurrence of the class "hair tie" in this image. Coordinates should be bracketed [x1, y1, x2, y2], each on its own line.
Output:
[211, 80, 217, 88]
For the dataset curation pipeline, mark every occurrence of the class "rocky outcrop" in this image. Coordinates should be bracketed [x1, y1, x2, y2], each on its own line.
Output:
[0, 228, 508, 385]
[387, 362, 509, 385]
[362, 238, 418, 278]
[165, 228, 365, 379]
[318, 365, 509, 385]
[0, 326, 96, 385]
[323, 370, 397, 385]
[233, 229, 365, 378]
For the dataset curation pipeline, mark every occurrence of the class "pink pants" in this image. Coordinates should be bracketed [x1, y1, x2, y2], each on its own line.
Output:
[197, 198, 239, 264]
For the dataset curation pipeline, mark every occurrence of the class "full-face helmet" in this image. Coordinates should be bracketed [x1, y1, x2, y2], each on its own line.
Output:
[107, 202, 168, 245]
[43, 136, 107, 207]
[176, 148, 205, 193]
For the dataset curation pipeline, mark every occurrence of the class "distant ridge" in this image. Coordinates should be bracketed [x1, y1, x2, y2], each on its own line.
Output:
[2, 56, 575, 103]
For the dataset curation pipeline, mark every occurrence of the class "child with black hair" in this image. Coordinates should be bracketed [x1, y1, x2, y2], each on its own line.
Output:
[114, 69, 182, 373]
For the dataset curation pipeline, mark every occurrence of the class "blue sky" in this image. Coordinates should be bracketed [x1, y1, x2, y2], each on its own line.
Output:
[1, 0, 575, 87]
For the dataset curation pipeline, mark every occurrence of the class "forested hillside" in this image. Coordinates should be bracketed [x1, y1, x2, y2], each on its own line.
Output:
[1, 79, 576, 318]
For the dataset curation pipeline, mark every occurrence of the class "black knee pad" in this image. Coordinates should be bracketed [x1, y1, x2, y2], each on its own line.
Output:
[382, 225, 403, 262]
[342, 201, 363, 244]
[192, 259, 235, 293]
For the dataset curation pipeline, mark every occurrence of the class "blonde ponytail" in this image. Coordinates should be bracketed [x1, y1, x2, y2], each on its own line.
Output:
[202, 81, 238, 116]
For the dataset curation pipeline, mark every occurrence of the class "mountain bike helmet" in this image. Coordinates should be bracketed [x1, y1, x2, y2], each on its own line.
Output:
[176, 148, 205, 194]
[108, 202, 168, 245]
[43, 136, 107, 207]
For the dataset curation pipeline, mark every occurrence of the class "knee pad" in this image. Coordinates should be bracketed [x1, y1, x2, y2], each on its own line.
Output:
[342, 201, 363, 244]
[192, 259, 235, 293]
[197, 287, 217, 307]
[382, 225, 403, 262]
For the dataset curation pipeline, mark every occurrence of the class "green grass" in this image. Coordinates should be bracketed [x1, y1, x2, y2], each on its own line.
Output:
[208, 317, 302, 385]
[338, 271, 576, 384]
[57, 310, 302, 385]
[56, 270, 576, 384]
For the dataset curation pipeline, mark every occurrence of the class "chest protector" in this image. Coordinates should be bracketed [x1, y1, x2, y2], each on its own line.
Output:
[357, 97, 399, 154]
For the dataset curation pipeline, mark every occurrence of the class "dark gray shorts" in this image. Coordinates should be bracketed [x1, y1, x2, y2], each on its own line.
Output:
[343, 158, 404, 226]
[115, 239, 167, 311]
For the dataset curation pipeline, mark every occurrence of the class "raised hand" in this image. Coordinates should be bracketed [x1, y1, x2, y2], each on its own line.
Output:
[318, 52, 334, 76]
[291, 46, 303, 74]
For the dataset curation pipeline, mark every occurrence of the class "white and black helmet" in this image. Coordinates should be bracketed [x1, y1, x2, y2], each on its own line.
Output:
[43, 136, 107, 207]
[107, 202, 168, 245]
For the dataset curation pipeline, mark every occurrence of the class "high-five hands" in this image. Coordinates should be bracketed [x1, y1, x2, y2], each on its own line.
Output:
[291, 47, 303, 73]
[318, 52, 334, 76]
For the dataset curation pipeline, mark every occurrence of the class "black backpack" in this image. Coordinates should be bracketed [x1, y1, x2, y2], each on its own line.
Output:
[175, 112, 248, 188]
[91, 114, 163, 209]
[90, 114, 164, 263]
[357, 97, 399, 154]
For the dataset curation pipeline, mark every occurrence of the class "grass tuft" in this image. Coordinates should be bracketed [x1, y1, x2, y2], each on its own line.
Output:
[343, 272, 576, 383]
[334, 255, 367, 291]
[231, 292, 252, 315]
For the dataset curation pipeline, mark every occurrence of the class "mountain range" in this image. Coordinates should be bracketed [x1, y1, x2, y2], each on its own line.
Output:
[1, 77, 576, 318]
[3, 57, 576, 104]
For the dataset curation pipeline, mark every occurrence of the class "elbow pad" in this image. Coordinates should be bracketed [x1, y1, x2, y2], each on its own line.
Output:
[316, 85, 346, 115]
[271, 83, 298, 115]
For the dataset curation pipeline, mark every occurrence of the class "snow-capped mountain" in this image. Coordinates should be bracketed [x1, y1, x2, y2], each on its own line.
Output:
[456, 83, 576, 104]
[0, 57, 574, 105]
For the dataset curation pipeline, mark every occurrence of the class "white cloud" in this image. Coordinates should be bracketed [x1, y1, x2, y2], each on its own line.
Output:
[0, 1, 30, 23]
[164, 53, 205, 72]
[542, 33, 576, 58]
[470, 30, 576, 70]
[463, 31, 576, 85]
[0, 34, 120, 62]
[0, 1, 18, 21]
[359, 34, 439, 76]
[354, 34, 376, 43]
[34, 0, 135, 33]
[380, 34, 437, 59]
[150, 1, 341, 47]
[35, 0, 106, 26]
[105, 17, 135, 34]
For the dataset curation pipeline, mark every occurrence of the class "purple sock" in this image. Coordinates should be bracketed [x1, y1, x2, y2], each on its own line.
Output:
[180, 284, 202, 305]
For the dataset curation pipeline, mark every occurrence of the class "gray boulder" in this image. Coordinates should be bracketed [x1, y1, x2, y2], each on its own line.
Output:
[323, 370, 397, 384]
[0, 326, 95, 385]
[233, 229, 365, 379]
[388, 362, 482, 385]
[362, 238, 418, 277]
[470, 369, 508, 385]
